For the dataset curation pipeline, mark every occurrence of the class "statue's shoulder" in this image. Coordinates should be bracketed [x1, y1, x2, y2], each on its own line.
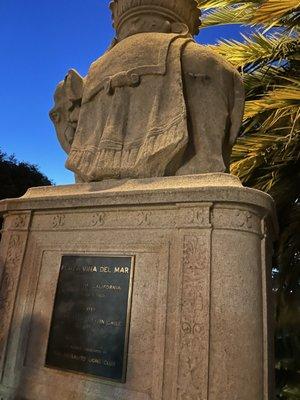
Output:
[85, 33, 184, 96]
[90, 32, 176, 65]
[182, 41, 238, 75]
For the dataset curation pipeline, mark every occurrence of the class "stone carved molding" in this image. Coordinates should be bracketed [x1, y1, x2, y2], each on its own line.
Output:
[181, 321, 203, 335]
[6, 235, 22, 263]
[235, 210, 253, 229]
[4, 213, 31, 232]
[90, 212, 105, 227]
[12, 215, 27, 229]
[0, 270, 14, 331]
[0, 233, 26, 380]
[212, 207, 262, 235]
[177, 234, 211, 400]
[52, 214, 65, 228]
[183, 235, 207, 271]
[137, 211, 153, 227]
[189, 209, 206, 225]
[32, 206, 212, 232]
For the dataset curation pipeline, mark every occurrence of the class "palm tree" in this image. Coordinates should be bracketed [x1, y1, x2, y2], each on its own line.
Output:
[197, 0, 300, 398]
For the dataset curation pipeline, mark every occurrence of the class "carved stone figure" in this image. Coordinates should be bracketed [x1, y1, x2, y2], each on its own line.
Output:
[50, 0, 245, 182]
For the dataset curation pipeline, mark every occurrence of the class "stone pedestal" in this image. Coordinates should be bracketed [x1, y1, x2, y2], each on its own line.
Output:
[0, 174, 277, 400]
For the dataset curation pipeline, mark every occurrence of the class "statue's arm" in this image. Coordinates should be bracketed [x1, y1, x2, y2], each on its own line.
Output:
[49, 69, 84, 154]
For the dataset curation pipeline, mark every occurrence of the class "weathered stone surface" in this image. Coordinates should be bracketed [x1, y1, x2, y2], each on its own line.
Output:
[0, 174, 276, 400]
[50, 0, 245, 182]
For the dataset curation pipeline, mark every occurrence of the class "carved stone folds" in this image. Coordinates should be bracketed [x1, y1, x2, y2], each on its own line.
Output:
[0, 174, 277, 400]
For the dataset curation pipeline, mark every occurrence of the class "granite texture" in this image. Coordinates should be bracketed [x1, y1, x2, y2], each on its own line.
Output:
[50, 0, 245, 182]
[0, 174, 277, 400]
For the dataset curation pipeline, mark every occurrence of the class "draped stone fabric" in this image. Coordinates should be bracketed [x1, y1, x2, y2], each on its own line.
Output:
[66, 33, 192, 181]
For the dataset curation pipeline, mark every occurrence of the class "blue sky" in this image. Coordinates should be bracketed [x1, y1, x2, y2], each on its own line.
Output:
[0, 1, 250, 185]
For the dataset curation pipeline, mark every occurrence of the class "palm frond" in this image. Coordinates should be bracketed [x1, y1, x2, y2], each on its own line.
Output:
[244, 84, 300, 119]
[198, 0, 261, 10]
[199, 0, 235, 10]
[231, 131, 300, 194]
[257, 106, 299, 133]
[199, 0, 300, 30]
[209, 33, 298, 69]
[242, 66, 285, 96]
[253, 0, 300, 26]
[282, 384, 300, 400]
[201, 3, 255, 26]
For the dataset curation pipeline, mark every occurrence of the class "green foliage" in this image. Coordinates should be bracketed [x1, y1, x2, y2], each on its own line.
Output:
[198, 0, 300, 398]
[0, 150, 52, 241]
[0, 149, 52, 200]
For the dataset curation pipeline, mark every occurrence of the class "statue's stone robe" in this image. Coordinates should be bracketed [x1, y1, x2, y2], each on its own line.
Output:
[65, 32, 244, 181]
[66, 33, 191, 181]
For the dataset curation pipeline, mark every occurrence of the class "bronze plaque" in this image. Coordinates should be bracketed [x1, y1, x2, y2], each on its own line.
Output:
[46, 255, 134, 382]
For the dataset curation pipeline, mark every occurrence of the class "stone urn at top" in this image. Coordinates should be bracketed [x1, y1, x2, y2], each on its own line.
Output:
[50, 0, 245, 183]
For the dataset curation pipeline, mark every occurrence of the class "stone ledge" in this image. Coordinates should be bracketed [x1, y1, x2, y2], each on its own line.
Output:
[21, 173, 242, 198]
[0, 173, 271, 208]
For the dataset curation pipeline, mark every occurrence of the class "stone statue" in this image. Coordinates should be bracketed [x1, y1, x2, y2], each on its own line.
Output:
[50, 0, 245, 182]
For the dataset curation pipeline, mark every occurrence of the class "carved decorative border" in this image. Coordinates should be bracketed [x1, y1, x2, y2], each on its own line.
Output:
[30, 205, 212, 232]
[0, 213, 31, 382]
[4, 213, 31, 232]
[177, 232, 211, 400]
[212, 207, 262, 236]
[0, 234, 25, 381]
